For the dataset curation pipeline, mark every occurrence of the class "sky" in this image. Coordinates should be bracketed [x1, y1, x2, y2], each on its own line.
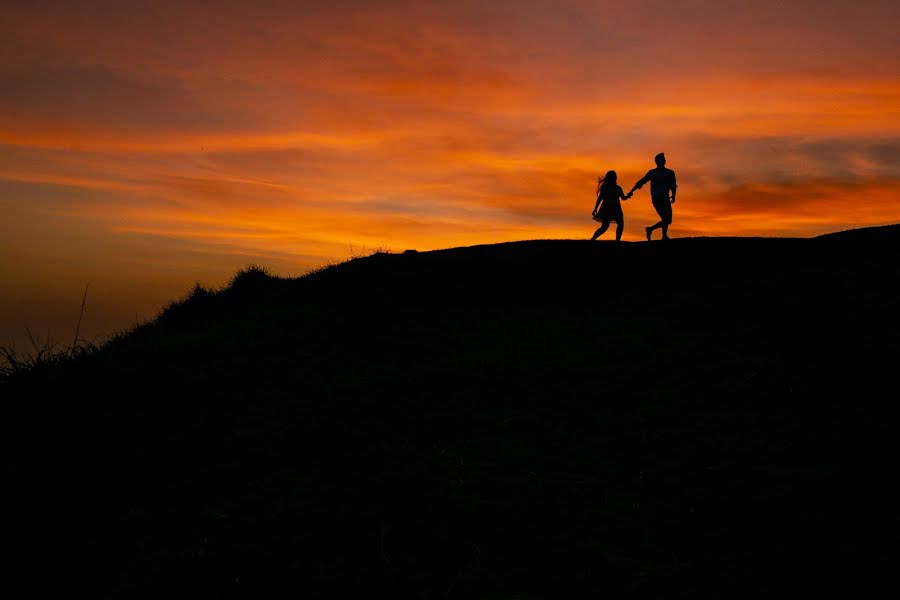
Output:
[1, 0, 899, 346]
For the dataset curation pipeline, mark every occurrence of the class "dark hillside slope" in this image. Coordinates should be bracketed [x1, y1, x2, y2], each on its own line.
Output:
[4, 227, 900, 597]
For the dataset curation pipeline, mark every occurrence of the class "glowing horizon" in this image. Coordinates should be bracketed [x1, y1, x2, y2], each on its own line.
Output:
[1, 0, 898, 345]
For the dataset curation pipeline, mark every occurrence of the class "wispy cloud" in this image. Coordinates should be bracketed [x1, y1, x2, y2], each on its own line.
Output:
[1, 0, 898, 343]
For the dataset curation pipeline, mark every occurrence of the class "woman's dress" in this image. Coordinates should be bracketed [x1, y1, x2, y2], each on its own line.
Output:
[596, 185, 625, 222]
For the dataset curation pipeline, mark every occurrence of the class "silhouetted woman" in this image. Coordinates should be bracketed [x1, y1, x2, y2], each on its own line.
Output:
[591, 170, 631, 241]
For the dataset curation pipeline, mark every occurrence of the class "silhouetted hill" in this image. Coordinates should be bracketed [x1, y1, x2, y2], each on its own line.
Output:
[4, 227, 900, 597]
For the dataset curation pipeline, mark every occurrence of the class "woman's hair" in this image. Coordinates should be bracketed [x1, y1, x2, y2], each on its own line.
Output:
[597, 170, 618, 195]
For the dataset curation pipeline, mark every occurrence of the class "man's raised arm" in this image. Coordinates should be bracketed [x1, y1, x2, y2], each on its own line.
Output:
[628, 171, 651, 196]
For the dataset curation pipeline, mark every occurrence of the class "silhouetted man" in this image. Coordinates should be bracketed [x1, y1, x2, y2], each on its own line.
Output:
[628, 153, 677, 240]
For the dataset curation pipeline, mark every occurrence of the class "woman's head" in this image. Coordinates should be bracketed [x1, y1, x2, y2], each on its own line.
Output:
[597, 170, 617, 193]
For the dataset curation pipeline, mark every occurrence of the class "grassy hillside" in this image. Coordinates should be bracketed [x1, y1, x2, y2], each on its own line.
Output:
[4, 226, 900, 597]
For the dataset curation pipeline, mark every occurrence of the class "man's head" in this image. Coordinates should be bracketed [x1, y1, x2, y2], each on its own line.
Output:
[655, 152, 666, 167]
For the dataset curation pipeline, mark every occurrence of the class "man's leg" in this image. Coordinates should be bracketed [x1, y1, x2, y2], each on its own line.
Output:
[652, 198, 672, 239]
[661, 208, 673, 240]
[615, 220, 624, 241]
[647, 219, 665, 242]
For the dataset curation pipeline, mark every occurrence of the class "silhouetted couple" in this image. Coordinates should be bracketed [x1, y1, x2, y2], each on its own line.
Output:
[591, 153, 677, 241]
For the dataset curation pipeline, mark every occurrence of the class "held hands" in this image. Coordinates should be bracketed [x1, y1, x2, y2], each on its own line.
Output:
[625, 192, 633, 200]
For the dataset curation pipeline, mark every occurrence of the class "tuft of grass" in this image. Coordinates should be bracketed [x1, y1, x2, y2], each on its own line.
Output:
[348, 244, 392, 260]
[230, 265, 274, 288]
[304, 246, 394, 278]
[1, 283, 99, 379]
[0, 329, 97, 379]
[189, 282, 213, 300]
[303, 258, 345, 278]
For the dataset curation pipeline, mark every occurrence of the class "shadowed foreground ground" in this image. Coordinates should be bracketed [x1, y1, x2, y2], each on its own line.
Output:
[4, 226, 900, 597]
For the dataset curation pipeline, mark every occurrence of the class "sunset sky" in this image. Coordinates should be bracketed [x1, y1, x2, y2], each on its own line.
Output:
[1, 0, 899, 345]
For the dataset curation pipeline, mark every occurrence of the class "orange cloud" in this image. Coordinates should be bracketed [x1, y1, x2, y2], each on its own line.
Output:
[1, 0, 898, 346]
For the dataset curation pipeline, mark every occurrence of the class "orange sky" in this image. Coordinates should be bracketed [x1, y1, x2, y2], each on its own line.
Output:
[1, 0, 899, 345]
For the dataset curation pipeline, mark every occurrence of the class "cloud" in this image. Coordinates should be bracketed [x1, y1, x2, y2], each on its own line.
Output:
[1, 0, 899, 345]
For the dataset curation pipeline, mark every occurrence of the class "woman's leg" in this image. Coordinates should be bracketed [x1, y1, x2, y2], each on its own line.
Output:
[615, 219, 624, 241]
[591, 221, 610, 240]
